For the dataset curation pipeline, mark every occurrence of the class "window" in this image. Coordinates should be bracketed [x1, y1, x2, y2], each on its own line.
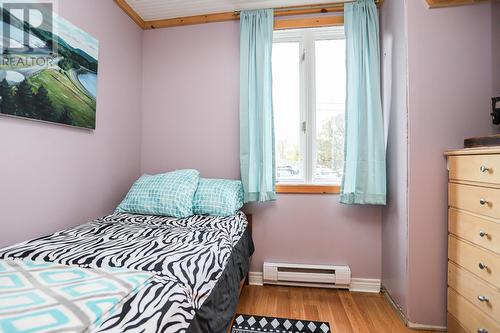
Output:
[273, 27, 346, 187]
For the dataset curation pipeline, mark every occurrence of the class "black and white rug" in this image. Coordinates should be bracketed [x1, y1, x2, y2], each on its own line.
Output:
[231, 314, 331, 333]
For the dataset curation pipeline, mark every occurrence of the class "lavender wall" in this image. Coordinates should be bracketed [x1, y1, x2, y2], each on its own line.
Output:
[380, 0, 409, 316]
[380, 1, 498, 327]
[141, 22, 382, 279]
[141, 23, 240, 179]
[0, 0, 143, 248]
[494, 2, 500, 94]
[406, 1, 494, 326]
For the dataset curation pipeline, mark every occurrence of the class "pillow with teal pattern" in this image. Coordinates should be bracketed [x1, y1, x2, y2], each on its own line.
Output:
[115, 169, 200, 218]
[193, 178, 244, 217]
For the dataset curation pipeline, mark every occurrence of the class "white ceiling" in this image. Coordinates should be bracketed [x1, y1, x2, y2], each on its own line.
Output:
[125, 0, 344, 21]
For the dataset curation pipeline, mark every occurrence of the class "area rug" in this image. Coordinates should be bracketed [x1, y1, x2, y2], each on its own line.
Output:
[231, 314, 331, 333]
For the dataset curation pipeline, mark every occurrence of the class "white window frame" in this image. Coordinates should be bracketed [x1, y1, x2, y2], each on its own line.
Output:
[273, 26, 345, 186]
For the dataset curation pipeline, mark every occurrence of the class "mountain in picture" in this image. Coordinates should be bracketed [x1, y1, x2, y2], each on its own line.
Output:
[0, 6, 99, 129]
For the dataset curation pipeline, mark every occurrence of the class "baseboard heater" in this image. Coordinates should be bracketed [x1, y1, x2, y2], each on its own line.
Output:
[263, 262, 351, 289]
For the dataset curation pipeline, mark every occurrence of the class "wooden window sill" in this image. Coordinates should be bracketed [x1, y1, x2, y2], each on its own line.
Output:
[275, 184, 340, 194]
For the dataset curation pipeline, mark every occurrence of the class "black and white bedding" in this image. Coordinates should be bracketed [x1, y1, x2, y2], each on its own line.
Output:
[0, 211, 253, 333]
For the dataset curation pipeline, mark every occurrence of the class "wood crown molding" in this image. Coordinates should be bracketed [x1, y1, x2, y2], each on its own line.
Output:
[426, 0, 489, 8]
[145, 12, 239, 29]
[143, 4, 344, 30]
[115, 1, 382, 30]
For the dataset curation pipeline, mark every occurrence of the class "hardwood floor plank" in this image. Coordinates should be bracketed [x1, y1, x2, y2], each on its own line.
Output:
[290, 286, 305, 320]
[351, 293, 387, 332]
[235, 285, 439, 333]
[322, 288, 354, 333]
[372, 297, 403, 332]
[338, 291, 376, 333]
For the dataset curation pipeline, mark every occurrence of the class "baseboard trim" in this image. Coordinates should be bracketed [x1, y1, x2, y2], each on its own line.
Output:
[407, 322, 447, 331]
[248, 272, 263, 286]
[349, 278, 381, 293]
[248, 272, 381, 293]
[382, 286, 447, 331]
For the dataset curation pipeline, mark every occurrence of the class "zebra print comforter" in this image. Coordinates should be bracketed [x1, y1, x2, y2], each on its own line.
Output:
[0, 212, 252, 333]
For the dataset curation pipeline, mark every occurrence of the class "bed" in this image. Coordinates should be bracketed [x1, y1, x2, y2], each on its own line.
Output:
[0, 211, 253, 333]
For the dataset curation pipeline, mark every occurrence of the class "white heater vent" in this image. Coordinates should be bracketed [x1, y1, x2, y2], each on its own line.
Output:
[263, 262, 351, 289]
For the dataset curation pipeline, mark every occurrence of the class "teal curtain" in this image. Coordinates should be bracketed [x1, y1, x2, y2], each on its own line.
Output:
[239, 9, 276, 203]
[340, 0, 386, 205]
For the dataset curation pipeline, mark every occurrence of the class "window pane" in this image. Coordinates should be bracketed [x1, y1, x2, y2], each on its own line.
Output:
[272, 42, 302, 182]
[314, 39, 345, 184]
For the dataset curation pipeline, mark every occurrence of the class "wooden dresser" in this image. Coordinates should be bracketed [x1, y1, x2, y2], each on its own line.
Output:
[446, 148, 500, 333]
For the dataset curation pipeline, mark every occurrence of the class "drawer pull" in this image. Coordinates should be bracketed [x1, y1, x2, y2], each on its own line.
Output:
[479, 198, 490, 205]
[480, 165, 490, 173]
[478, 295, 490, 302]
[479, 230, 489, 238]
[479, 262, 488, 270]
[477, 329, 488, 333]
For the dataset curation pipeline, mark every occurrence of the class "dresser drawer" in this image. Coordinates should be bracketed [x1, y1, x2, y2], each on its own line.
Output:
[449, 183, 500, 219]
[448, 288, 500, 333]
[449, 208, 500, 254]
[449, 155, 500, 185]
[448, 313, 468, 333]
[448, 262, 500, 321]
[448, 236, 500, 289]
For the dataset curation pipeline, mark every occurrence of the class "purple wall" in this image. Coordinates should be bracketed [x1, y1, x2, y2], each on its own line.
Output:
[494, 2, 500, 94]
[0, 0, 143, 248]
[381, 1, 498, 327]
[141, 22, 382, 279]
[406, 1, 494, 326]
[141, 23, 240, 179]
[380, 0, 409, 316]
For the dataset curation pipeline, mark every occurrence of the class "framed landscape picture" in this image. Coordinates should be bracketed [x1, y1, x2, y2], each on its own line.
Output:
[0, 4, 98, 129]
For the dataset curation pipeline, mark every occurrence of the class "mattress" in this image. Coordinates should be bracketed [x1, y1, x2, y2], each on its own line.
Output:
[0, 211, 254, 333]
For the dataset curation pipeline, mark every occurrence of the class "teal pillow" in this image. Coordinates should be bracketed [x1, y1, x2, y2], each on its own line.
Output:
[193, 178, 244, 217]
[116, 169, 200, 218]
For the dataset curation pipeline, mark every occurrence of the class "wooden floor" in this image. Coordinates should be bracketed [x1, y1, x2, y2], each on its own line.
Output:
[236, 285, 437, 333]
